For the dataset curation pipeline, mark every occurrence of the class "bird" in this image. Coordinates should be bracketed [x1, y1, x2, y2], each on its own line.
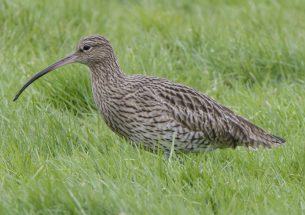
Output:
[14, 35, 285, 156]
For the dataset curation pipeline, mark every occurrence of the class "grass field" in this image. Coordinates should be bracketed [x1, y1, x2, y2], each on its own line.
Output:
[1, 0, 305, 214]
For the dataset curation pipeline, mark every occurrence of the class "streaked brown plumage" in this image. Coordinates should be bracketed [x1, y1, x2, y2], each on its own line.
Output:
[14, 35, 285, 154]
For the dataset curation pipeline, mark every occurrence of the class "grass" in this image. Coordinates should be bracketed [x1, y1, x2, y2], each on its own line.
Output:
[1, 0, 305, 214]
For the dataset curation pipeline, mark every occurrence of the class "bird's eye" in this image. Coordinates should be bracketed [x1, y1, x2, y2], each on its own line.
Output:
[83, 45, 91, 51]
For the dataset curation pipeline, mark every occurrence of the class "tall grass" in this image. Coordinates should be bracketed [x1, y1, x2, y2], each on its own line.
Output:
[0, 0, 304, 214]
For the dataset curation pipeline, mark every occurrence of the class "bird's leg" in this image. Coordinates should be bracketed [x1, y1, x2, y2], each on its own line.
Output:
[164, 132, 176, 162]
[164, 132, 184, 164]
[164, 149, 184, 164]
[164, 149, 171, 160]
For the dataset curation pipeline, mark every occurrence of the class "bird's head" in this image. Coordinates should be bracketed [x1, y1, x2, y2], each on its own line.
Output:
[75, 35, 115, 65]
[13, 35, 115, 101]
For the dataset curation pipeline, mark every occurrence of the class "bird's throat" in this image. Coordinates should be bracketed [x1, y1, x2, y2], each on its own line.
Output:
[90, 61, 125, 106]
[89, 60, 124, 84]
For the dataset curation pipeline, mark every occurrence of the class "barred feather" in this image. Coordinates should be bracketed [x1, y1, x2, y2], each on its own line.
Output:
[81, 35, 285, 152]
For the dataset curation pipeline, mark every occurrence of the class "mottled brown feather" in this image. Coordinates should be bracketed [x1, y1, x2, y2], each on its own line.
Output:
[77, 35, 285, 152]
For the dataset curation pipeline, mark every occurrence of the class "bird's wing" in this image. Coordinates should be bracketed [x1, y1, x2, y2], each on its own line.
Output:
[144, 78, 284, 148]
[125, 75, 284, 148]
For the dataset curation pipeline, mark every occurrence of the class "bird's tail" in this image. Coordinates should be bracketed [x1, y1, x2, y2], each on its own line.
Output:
[247, 129, 285, 149]
[234, 114, 285, 149]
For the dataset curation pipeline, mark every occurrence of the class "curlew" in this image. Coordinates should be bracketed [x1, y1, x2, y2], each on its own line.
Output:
[14, 35, 285, 156]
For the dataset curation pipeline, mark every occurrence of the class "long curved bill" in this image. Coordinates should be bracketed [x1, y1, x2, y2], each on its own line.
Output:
[13, 54, 78, 101]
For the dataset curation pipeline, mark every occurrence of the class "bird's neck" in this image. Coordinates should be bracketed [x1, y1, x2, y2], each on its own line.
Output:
[89, 59, 126, 109]
[89, 60, 126, 124]
[89, 59, 125, 84]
